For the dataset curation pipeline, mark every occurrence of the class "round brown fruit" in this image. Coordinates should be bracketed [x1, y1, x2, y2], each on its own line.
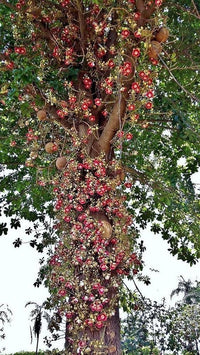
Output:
[155, 27, 169, 43]
[56, 157, 67, 170]
[148, 41, 162, 59]
[45, 142, 58, 154]
[100, 220, 112, 239]
[37, 110, 47, 121]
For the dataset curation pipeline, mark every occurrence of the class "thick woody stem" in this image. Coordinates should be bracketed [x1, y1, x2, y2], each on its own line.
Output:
[98, 95, 127, 156]
[76, 0, 86, 50]
[136, 0, 156, 26]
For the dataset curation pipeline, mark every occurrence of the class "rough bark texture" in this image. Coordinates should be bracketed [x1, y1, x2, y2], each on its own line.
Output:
[65, 303, 122, 354]
[87, 306, 122, 355]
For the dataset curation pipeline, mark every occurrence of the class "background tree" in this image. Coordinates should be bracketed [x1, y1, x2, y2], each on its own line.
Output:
[122, 279, 200, 354]
[0, 0, 200, 353]
[25, 301, 51, 355]
[170, 276, 200, 305]
[0, 304, 12, 353]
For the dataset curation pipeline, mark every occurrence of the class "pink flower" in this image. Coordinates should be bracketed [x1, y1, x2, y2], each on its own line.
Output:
[95, 321, 104, 329]
[58, 289, 67, 297]
[92, 283, 101, 290]
[10, 141, 17, 147]
[100, 263, 108, 271]
[97, 313, 107, 322]
[65, 311, 74, 319]
[155, 0, 162, 6]
[98, 286, 105, 295]
[65, 281, 73, 288]
[89, 294, 95, 302]
[85, 318, 94, 327]
[78, 340, 86, 348]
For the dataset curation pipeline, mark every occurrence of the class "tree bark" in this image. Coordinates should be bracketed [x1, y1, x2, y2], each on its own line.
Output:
[65, 305, 122, 354]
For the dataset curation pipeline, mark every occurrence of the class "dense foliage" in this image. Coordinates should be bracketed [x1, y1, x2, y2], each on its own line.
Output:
[122, 278, 200, 354]
[0, 0, 200, 353]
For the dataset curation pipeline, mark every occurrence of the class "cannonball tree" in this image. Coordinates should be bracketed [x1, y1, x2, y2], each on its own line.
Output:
[0, 0, 200, 354]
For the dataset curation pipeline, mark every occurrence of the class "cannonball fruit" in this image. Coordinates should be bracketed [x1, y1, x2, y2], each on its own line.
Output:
[45, 142, 58, 154]
[155, 27, 169, 43]
[148, 40, 162, 59]
[100, 220, 112, 239]
[56, 156, 67, 170]
[37, 110, 47, 121]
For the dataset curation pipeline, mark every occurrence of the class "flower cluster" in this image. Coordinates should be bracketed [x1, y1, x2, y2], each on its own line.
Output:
[46, 150, 140, 351]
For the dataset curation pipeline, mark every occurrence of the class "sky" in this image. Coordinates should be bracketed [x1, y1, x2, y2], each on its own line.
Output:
[0, 217, 199, 354]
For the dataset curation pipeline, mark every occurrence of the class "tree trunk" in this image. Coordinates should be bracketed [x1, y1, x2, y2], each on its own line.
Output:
[35, 334, 39, 355]
[65, 305, 122, 354]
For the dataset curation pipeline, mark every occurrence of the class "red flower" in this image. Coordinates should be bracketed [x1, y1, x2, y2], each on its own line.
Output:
[126, 133, 133, 140]
[134, 31, 141, 39]
[53, 46, 59, 58]
[94, 98, 102, 106]
[127, 104, 135, 111]
[105, 87, 112, 94]
[132, 48, 141, 57]
[69, 96, 76, 104]
[6, 61, 14, 70]
[117, 131, 124, 138]
[146, 90, 154, 98]
[134, 12, 141, 20]
[145, 102, 153, 109]
[57, 109, 68, 118]
[89, 115, 96, 122]
[14, 46, 26, 55]
[121, 29, 130, 38]
[88, 61, 95, 68]
[131, 82, 140, 93]
[83, 77, 92, 89]
[81, 102, 88, 111]
[107, 59, 115, 68]
[61, 0, 70, 7]
[150, 58, 159, 65]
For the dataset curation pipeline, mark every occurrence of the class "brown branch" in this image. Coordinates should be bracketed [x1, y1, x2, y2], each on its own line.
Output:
[97, 57, 136, 156]
[170, 66, 200, 71]
[170, 2, 200, 20]
[191, 0, 200, 18]
[98, 95, 127, 156]
[159, 56, 200, 102]
[136, 0, 156, 27]
[75, 0, 86, 50]
[135, 0, 145, 12]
